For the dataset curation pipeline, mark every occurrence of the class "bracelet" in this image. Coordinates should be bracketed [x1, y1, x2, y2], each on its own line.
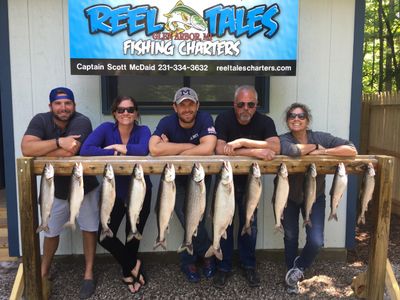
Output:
[55, 138, 60, 148]
[315, 143, 319, 150]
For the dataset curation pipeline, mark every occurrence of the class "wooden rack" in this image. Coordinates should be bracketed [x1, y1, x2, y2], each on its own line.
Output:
[16, 155, 394, 299]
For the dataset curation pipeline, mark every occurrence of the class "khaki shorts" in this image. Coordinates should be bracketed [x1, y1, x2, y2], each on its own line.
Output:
[44, 186, 100, 237]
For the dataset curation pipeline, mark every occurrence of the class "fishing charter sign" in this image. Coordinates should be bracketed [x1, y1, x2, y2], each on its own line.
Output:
[69, 0, 298, 76]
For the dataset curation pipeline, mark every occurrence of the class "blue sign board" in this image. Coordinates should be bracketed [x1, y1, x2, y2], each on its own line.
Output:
[69, 0, 298, 75]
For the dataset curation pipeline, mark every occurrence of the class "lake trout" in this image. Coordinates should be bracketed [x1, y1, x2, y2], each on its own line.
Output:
[328, 162, 348, 221]
[154, 163, 176, 250]
[178, 163, 206, 255]
[272, 163, 289, 232]
[64, 162, 84, 230]
[36, 163, 55, 233]
[205, 161, 235, 261]
[99, 163, 116, 242]
[303, 163, 317, 227]
[357, 163, 375, 225]
[127, 164, 146, 242]
[241, 162, 262, 236]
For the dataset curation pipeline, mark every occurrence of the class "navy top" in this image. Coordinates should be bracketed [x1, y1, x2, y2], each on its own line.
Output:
[80, 122, 152, 200]
[152, 111, 216, 144]
[24, 112, 99, 199]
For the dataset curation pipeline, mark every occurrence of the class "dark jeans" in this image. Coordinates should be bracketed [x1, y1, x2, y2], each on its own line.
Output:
[282, 194, 326, 271]
[217, 180, 257, 272]
[98, 189, 152, 277]
[174, 175, 212, 267]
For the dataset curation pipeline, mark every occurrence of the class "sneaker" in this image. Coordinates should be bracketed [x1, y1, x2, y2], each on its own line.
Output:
[285, 266, 304, 287]
[243, 268, 261, 287]
[202, 257, 216, 278]
[286, 283, 300, 295]
[181, 264, 200, 283]
[79, 279, 96, 299]
[213, 270, 229, 288]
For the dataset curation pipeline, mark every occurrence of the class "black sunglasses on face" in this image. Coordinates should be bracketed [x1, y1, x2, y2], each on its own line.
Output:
[288, 112, 306, 120]
[236, 101, 256, 108]
[116, 107, 136, 114]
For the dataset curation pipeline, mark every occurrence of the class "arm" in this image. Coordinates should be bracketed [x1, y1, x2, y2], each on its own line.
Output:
[216, 138, 275, 160]
[80, 124, 115, 156]
[21, 135, 81, 157]
[224, 136, 280, 154]
[149, 135, 196, 156]
[310, 145, 358, 156]
[180, 135, 217, 155]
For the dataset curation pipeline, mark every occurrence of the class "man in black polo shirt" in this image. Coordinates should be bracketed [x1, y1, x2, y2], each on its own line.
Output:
[214, 85, 280, 288]
[21, 87, 99, 299]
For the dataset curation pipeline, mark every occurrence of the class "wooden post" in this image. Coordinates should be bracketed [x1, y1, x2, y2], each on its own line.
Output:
[366, 156, 394, 299]
[17, 158, 42, 300]
[360, 99, 370, 155]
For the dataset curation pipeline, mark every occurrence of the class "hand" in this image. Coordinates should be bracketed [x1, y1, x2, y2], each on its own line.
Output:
[256, 148, 275, 161]
[223, 139, 242, 155]
[160, 134, 169, 143]
[104, 144, 127, 155]
[59, 135, 81, 154]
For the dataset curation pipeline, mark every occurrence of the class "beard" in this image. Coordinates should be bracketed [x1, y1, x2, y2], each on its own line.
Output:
[238, 112, 252, 124]
[178, 111, 196, 124]
[52, 110, 75, 122]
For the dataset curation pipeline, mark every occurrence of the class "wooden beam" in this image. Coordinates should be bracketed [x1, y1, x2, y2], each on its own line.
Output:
[386, 259, 400, 300]
[367, 156, 394, 299]
[30, 155, 378, 176]
[17, 158, 42, 300]
[9, 263, 24, 300]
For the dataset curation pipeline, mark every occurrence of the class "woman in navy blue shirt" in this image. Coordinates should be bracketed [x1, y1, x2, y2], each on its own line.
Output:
[80, 96, 151, 294]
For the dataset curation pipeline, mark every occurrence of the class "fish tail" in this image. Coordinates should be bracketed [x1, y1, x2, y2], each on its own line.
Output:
[240, 225, 251, 236]
[205, 246, 223, 260]
[36, 225, 49, 233]
[357, 215, 365, 225]
[328, 213, 338, 222]
[177, 243, 193, 255]
[153, 237, 167, 250]
[303, 220, 312, 228]
[274, 225, 284, 234]
[63, 221, 76, 231]
[99, 228, 113, 242]
[127, 231, 142, 242]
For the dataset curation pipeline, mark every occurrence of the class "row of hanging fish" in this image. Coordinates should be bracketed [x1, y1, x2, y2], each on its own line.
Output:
[36, 161, 376, 252]
[272, 162, 376, 231]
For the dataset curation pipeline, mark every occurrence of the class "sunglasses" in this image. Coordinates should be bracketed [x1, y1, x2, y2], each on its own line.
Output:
[288, 112, 307, 120]
[116, 107, 136, 114]
[236, 102, 256, 109]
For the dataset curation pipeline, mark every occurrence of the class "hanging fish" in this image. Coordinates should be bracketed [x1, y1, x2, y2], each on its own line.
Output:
[99, 163, 116, 242]
[272, 163, 289, 232]
[328, 163, 348, 221]
[357, 163, 375, 225]
[303, 163, 317, 227]
[64, 162, 84, 230]
[127, 164, 146, 242]
[36, 163, 55, 233]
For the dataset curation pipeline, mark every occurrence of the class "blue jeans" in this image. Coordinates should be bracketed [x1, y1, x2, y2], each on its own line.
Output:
[282, 194, 326, 271]
[174, 175, 212, 266]
[217, 179, 257, 272]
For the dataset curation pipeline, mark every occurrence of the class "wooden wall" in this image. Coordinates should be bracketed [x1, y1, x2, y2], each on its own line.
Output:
[8, 0, 357, 254]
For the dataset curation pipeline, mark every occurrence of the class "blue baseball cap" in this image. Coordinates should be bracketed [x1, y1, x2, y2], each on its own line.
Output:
[49, 87, 75, 103]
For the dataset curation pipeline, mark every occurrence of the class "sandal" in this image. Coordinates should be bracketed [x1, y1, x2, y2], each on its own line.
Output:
[131, 259, 147, 287]
[121, 277, 140, 294]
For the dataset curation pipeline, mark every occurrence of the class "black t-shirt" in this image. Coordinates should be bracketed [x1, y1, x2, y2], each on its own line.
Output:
[215, 109, 278, 184]
[24, 112, 99, 199]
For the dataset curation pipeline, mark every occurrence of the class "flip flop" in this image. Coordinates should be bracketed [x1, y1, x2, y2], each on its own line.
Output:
[121, 277, 140, 294]
[132, 259, 147, 287]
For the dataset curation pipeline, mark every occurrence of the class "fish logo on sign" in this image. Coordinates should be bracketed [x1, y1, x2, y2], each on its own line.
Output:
[164, 1, 207, 36]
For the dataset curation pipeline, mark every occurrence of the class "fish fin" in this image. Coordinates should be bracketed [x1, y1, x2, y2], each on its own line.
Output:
[182, 13, 189, 22]
[164, 13, 172, 19]
[175, 0, 184, 7]
[222, 231, 227, 240]
[184, 24, 191, 30]
[193, 228, 198, 237]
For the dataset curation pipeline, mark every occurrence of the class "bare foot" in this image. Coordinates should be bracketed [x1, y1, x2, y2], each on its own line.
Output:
[122, 276, 141, 293]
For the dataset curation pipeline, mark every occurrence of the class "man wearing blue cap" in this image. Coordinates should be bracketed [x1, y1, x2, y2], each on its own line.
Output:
[21, 87, 100, 299]
[149, 87, 217, 283]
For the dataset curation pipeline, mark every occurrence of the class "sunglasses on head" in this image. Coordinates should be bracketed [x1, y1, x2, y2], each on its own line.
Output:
[116, 107, 136, 114]
[288, 112, 307, 120]
[236, 101, 256, 109]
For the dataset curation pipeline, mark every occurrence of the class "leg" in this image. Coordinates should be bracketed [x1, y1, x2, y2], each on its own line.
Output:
[82, 231, 97, 280]
[41, 236, 59, 278]
[299, 194, 326, 269]
[282, 200, 301, 270]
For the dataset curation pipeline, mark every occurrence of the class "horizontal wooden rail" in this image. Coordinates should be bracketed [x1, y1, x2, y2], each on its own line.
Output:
[28, 155, 378, 176]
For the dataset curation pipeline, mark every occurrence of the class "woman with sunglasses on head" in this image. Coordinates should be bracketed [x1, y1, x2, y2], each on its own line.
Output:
[80, 96, 152, 294]
[280, 103, 357, 295]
